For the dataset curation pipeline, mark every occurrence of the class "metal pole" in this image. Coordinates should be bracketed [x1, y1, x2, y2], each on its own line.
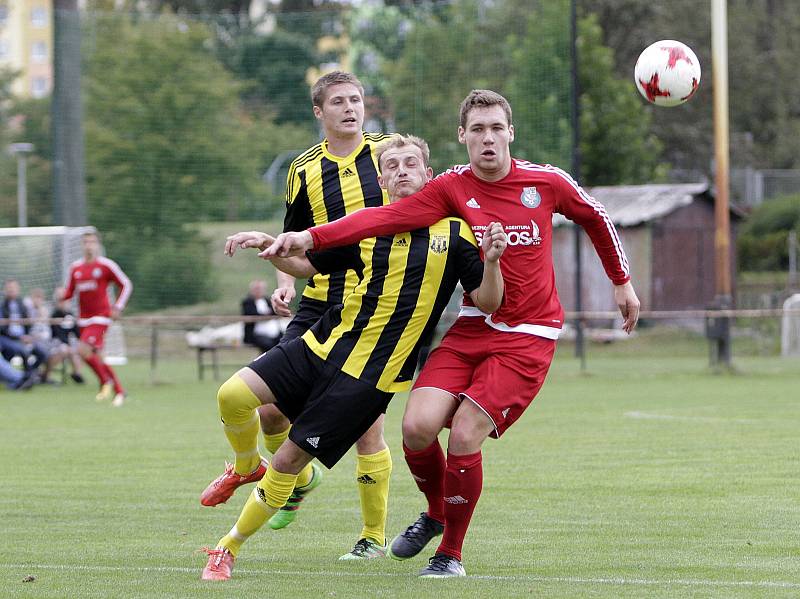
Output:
[789, 230, 798, 290]
[9, 143, 34, 227]
[17, 153, 27, 227]
[570, 0, 586, 370]
[711, 0, 732, 366]
[52, 0, 87, 226]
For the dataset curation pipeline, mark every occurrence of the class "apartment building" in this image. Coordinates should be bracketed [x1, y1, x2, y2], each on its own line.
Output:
[0, 0, 52, 98]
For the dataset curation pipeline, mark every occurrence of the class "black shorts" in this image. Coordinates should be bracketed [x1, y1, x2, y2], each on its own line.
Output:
[248, 338, 393, 468]
[280, 297, 333, 343]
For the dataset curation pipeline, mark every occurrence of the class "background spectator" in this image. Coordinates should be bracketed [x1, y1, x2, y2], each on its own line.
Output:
[241, 280, 281, 353]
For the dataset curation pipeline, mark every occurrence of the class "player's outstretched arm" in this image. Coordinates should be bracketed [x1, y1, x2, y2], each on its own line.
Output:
[260, 231, 314, 259]
[225, 230, 317, 279]
[470, 222, 507, 314]
[614, 281, 640, 334]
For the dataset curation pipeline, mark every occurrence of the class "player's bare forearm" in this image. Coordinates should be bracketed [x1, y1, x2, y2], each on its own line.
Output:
[275, 269, 296, 290]
[471, 259, 504, 313]
[471, 222, 507, 313]
[270, 255, 317, 279]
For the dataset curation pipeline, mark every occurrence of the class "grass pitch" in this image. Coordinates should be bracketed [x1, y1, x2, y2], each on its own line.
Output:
[1, 343, 799, 598]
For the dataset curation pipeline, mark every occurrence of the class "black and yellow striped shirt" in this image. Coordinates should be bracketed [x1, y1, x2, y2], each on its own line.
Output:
[284, 132, 392, 305]
[303, 218, 484, 393]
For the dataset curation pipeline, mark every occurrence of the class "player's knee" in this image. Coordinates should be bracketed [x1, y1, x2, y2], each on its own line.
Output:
[258, 404, 290, 434]
[447, 420, 490, 454]
[355, 429, 386, 454]
[402, 413, 438, 450]
[271, 447, 309, 475]
[216, 375, 254, 423]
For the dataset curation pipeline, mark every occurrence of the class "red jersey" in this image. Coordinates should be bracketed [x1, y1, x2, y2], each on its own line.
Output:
[310, 159, 630, 338]
[63, 256, 133, 325]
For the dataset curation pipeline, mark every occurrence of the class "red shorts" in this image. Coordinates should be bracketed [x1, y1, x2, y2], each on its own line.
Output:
[80, 324, 108, 350]
[413, 317, 556, 437]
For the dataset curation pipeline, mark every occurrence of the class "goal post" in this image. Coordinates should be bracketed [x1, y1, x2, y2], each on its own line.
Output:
[781, 294, 800, 357]
[0, 225, 127, 364]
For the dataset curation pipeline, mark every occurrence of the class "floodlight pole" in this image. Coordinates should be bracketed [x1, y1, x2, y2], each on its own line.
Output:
[9, 142, 35, 227]
[570, 0, 586, 371]
[711, 0, 732, 366]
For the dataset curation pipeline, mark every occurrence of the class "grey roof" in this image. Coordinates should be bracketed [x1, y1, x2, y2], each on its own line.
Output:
[553, 182, 710, 227]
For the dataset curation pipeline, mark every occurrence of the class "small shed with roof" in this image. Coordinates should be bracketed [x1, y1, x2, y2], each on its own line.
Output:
[553, 182, 744, 315]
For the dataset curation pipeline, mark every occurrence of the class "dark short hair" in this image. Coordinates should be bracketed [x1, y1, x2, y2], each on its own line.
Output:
[459, 89, 513, 128]
[311, 71, 365, 107]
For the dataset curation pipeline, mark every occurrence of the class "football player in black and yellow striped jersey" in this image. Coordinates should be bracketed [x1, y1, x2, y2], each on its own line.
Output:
[201, 72, 393, 557]
[200, 135, 507, 580]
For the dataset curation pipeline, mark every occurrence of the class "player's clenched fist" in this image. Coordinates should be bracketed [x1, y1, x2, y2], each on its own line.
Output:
[481, 221, 507, 263]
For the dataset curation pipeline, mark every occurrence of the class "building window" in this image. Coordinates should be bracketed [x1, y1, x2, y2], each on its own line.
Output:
[0, 39, 8, 59]
[31, 6, 47, 27]
[31, 41, 47, 63]
[31, 77, 47, 97]
[0, 5, 8, 27]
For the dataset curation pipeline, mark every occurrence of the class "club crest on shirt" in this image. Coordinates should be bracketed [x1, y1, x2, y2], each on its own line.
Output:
[429, 235, 448, 254]
[92, 267, 103, 279]
[520, 186, 541, 208]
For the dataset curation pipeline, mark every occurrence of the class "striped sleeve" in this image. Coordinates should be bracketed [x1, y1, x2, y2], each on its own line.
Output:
[550, 167, 631, 285]
[102, 257, 133, 310]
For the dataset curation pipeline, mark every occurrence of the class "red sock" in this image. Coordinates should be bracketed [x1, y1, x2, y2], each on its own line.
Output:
[103, 363, 124, 394]
[83, 353, 109, 386]
[436, 450, 483, 562]
[403, 440, 446, 524]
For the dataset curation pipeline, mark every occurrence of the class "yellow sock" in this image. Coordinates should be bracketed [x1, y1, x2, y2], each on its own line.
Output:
[295, 462, 314, 488]
[356, 448, 392, 545]
[263, 427, 312, 488]
[263, 427, 290, 455]
[217, 465, 299, 557]
[218, 375, 263, 475]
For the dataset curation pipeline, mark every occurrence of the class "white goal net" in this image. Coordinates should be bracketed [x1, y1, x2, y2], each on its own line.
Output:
[0, 226, 127, 363]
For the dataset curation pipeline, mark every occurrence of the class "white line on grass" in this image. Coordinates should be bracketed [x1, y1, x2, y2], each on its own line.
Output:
[1, 563, 798, 589]
[624, 411, 757, 424]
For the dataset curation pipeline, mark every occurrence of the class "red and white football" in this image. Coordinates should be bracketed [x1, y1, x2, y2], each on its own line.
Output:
[634, 40, 701, 107]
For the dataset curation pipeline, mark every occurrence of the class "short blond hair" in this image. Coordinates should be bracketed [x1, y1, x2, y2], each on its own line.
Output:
[459, 89, 513, 129]
[375, 134, 431, 171]
[311, 71, 365, 107]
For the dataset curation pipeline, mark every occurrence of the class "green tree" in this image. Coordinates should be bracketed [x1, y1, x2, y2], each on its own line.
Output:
[738, 194, 800, 271]
[505, 0, 573, 167]
[577, 13, 665, 185]
[0, 67, 21, 226]
[83, 15, 264, 308]
[585, 0, 800, 174]
[387, 0, 663, 183]
[387, 0, 509, 173]
[3, 98, 53, 226]
[226, 29, 318, 126]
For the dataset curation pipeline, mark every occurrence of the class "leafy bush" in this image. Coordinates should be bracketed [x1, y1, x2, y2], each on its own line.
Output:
[115, 234, 218, 311]
[737, 194, 800, 271]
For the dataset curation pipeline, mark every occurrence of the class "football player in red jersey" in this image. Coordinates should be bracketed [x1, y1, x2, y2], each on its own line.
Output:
[264, 89, 640, 577]
[63, 231, 132, 407]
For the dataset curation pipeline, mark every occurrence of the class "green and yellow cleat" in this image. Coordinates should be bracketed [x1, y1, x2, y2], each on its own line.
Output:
[338, 538, 387, 560]
[268, 462, 323, 529]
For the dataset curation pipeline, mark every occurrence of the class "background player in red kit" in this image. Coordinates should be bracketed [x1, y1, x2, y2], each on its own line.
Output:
[264, 89, 641, 577]
[63, 231, 133, 407]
